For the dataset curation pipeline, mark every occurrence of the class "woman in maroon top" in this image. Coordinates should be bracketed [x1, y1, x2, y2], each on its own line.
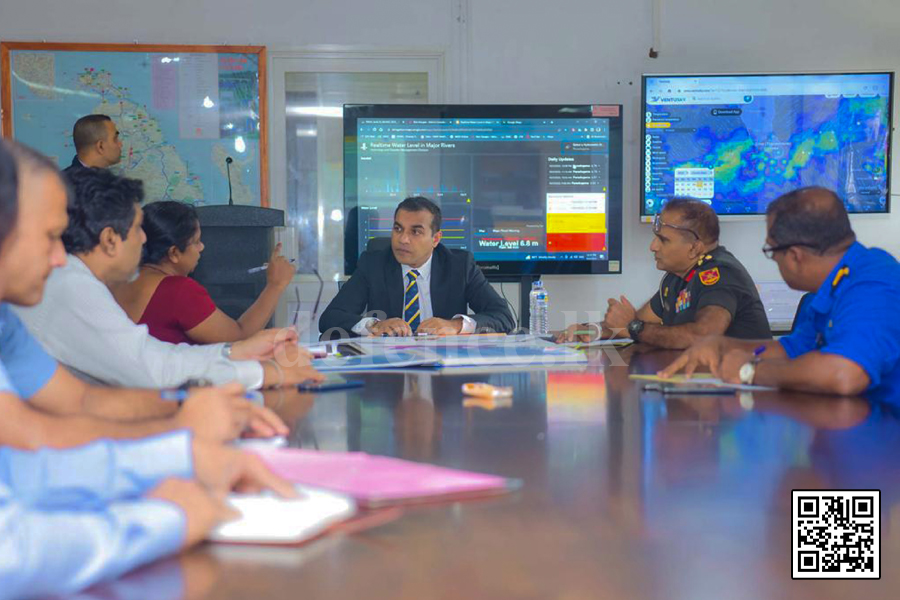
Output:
[114, 201, 295, 344]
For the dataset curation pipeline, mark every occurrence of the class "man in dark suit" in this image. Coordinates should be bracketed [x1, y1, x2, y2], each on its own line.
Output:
[62, 114, 123, 177]
[320, 197, 515, 338]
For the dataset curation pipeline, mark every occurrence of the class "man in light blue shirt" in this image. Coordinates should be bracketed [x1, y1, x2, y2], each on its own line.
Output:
[0, 303, 58, 398]
[0, 408, 189, 598]
[0, 351, 296, 598]
[0, 401, 296, 599]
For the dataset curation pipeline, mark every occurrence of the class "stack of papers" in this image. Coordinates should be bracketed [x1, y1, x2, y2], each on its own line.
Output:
[312, 344, 588, 373]
[252, 447, 521, 509]
[423, 342, 587, 368]
[210, 449, 521, 545]
[313, 334, 587, 372]
[313, 351, 437, 371]
[350, 333, 537, 348]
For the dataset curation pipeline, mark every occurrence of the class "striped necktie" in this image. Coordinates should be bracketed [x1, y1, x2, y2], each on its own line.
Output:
[403, 269, 421, 332]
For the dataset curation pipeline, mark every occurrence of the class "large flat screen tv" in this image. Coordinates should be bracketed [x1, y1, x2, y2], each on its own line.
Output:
[642, 72, 893, 217]
[343, 104, 623, 277]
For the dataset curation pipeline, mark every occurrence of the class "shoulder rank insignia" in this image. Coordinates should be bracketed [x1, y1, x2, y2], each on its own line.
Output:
[832, 266, 850, 290]
[699, 267, 720, 286]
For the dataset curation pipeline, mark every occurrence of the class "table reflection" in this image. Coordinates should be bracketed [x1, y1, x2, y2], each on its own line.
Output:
[54, 354, 900, 599]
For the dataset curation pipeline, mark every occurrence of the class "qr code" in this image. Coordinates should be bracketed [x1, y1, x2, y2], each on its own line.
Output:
[792, 490, 880, 579]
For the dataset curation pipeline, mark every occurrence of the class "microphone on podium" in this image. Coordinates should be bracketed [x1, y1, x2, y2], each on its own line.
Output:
[225, 156, 234, 206]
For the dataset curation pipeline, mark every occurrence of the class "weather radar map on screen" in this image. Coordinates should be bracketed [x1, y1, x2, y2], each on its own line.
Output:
[642, 73, 893, 216]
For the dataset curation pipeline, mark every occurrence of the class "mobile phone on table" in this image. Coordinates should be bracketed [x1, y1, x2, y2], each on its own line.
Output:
[297, 375, 365, 392]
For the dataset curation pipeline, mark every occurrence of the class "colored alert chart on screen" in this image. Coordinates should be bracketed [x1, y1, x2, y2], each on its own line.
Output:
[642, 73, 893, 216]
[546, 193, 606, 254]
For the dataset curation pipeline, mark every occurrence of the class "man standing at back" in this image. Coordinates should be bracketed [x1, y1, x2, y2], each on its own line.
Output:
[63, 114, 123, 176]
[320, 196, 515, 338]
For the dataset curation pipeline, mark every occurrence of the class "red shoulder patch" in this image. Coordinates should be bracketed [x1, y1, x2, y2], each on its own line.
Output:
[699, 267, 720, 286]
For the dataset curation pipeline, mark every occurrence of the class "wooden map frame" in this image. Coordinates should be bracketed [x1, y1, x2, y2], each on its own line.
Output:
[0, 41, 269, 206]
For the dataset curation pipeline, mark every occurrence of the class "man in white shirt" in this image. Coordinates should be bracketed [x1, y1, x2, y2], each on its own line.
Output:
[319, 196, 515, 338]
[15, 163, 321, 390]
[0, 139, 293, 446]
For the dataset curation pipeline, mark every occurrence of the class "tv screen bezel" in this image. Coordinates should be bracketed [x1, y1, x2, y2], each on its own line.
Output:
[640, 71, 895, 218]
[343, 104, 624, 278]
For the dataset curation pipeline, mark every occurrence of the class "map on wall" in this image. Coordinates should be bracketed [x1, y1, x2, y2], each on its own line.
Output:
[2, 43, 268, 206]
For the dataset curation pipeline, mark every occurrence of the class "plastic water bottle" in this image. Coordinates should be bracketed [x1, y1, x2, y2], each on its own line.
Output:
[529, 280, 549, 335]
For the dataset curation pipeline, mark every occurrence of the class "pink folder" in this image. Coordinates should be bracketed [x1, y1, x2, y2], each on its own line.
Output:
[252, 448, 521, 509]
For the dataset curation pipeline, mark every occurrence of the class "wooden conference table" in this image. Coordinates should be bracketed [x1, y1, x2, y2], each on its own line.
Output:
[70, 345, 900, 600]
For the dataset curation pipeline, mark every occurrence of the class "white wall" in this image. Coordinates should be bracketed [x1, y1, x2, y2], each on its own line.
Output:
[0, 1, 453, 46]
[2, 0, 897, 330]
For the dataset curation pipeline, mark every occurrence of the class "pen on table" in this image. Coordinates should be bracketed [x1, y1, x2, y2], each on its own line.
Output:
[248, 259, 296, 274]
[160, 389, 261, 403]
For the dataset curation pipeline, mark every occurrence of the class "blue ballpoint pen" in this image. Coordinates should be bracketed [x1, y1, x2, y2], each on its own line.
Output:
[160, 389, 263, 404]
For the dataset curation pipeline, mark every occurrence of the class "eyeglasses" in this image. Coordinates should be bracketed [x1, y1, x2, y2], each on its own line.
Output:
[653, 213, 700, 241]
[761, 242, 819, 259]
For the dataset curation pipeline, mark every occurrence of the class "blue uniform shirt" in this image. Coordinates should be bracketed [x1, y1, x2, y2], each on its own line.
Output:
[0, 304, 193, 598]
[0, 302, 58, 398]
[780, 242, 900, 403]
[0, 432, 193, 599]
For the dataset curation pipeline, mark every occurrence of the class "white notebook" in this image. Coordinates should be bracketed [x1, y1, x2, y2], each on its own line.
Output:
[208, 484, 356, 545]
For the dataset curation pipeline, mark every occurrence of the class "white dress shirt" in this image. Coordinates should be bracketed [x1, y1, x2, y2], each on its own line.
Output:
[351, 254, 475, 335]
[13, 255, 264, 389]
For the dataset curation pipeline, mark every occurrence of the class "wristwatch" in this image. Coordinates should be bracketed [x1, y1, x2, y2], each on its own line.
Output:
[627, 319, 645, 342]
[739, 361, 757, 385]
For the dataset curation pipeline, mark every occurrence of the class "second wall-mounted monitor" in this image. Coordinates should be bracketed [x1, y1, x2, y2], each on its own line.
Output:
[344, 104, 623, 277]
[642, 72, 894, 217]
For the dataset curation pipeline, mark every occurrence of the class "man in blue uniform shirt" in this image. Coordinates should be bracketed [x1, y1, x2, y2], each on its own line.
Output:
[661, 187, 900, 400]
